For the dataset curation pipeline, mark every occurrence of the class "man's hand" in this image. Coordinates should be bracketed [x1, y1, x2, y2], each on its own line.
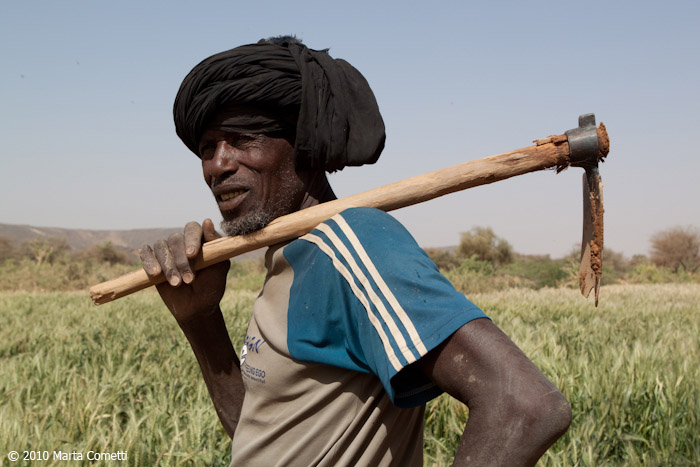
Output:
[139, 219, 230, 323]
[139, 218, 243, 438]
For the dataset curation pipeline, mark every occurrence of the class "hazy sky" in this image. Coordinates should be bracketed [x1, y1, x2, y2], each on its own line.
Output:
[1, 0, 698, 258]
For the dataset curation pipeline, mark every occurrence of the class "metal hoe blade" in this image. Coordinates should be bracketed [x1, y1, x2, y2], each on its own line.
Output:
[580, 168, 604, 305]
[566, 114, 606, 306]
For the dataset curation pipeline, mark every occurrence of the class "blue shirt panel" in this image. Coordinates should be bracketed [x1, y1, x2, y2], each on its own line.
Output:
[284, 207, 488, 407]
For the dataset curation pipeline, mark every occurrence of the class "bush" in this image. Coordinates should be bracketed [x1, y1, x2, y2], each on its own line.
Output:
[425, 248, 460, 271]
[650, 226, 700, 272]
[444, 256, 524, 294]
[454, 256, 496, 276]
[457, 227, 513, 266]
[600, 252, 628, 286]
[0, 236, 16, 263]
[626, 262, 697, 284]
[0, 256, 136, 292]
[504, 255, 569, 289]
[18, 237, 70, 266]
[77, 242, 134, 265]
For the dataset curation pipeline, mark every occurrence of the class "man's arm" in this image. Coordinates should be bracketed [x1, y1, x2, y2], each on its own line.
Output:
[177, 306, 244, 437]
[418, 318, 571, 467]
[139, 219, 244, 438]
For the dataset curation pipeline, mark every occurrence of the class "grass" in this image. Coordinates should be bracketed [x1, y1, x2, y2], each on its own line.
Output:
[1, 284, 698, 466]
[0, 288, 257, 466]
[425, 285, 700, 466]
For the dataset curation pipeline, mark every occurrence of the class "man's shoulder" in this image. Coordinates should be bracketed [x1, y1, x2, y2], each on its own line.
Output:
[325, 207, 409, 237]
[283, 206, 423, 271]
[337, 206, 389, 217]
[281, 207, 412, 254]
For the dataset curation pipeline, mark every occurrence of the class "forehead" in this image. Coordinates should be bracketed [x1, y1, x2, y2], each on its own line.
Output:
[202, 105, 292, 139]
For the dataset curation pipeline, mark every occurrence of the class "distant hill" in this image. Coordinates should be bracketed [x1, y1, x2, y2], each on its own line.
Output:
[1, 222, 457, 262]
[0, 223, 270, 261]
[0, 223, 182, 253]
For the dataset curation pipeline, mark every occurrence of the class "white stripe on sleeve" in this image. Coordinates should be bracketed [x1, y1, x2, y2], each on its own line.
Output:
[300, 233, 403, 372]
[332, 215, 428, 356]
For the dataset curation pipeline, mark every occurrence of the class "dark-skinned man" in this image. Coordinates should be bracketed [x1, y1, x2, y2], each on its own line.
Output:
[139, 36, 572, 467]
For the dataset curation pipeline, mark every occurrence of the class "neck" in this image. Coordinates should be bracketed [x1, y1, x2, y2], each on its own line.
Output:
[299, 170, 337, 210]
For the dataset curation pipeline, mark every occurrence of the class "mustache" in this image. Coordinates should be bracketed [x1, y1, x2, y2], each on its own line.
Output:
[210, 174, 244, 190]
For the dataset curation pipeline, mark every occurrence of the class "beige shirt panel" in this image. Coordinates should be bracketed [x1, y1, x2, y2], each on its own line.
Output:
[229, 244, 424, 467]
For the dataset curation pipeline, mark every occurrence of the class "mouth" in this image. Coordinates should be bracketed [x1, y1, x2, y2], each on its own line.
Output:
[218, 189, 247, 202]
[212, 185, 250, 215]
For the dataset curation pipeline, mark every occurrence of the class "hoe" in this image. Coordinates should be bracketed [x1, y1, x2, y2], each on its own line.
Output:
[90, 114, 608, 306]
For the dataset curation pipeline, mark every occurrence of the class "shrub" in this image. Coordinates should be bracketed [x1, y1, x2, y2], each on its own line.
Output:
[650, 226, 700, 272]
[425, 248, 460, 271]
[457, 227, 513, 266]
[455, 256, 496, 276]
[18, 237, 71, 266]
[0, 236, 16, 262]
[77, 242, 134, 265]
[504, 255, 569, 289]
[444, 256, 525, 294]
[626, 262, 696, 284]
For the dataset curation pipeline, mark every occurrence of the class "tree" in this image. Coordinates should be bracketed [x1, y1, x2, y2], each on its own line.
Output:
[20, 237, 70, 266]
[80, 242, 132, 265]
[650, 226, 700, 272]
[458, 227, 514, 266]
[0, 236, 16, 263]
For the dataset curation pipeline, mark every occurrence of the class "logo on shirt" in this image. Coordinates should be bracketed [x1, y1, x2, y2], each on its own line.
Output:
[240, 335, 267, 384]
[244, 334, 266, 353]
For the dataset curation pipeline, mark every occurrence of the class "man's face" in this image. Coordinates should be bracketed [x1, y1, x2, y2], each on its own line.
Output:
[199, 128, 308, 236]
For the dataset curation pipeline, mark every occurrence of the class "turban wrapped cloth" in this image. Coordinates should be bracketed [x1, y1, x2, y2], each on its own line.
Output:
[173, 38, 385, 172]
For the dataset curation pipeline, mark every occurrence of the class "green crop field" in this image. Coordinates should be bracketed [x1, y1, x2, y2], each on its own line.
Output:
[1, 284, 698, 466]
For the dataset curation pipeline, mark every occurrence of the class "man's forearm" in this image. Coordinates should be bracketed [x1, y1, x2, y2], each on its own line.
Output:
[417, 319, 571, 467]
[178, 307, 244, 438]
[452, 393, 571, 466]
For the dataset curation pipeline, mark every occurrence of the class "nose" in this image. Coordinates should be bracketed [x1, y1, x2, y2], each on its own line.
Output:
[207, 140, 240, 184]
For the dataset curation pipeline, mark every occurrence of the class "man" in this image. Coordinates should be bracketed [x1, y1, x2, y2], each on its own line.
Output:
[140, 36, 571, 466]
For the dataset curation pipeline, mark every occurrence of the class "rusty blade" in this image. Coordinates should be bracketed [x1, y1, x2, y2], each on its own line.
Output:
[579, 168, 604, 306]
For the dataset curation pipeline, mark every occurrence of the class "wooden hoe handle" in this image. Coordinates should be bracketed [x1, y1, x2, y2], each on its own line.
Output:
[90, 120, 609, 305]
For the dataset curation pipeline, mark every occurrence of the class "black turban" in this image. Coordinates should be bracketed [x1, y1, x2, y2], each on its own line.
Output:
[173, 39, 385, 172]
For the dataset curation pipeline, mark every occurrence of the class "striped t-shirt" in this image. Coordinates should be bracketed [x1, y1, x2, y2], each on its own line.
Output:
[229, 207, 487, 466]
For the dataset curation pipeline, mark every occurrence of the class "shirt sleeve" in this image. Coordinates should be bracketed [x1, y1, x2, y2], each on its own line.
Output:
[283, 207, 489, 407]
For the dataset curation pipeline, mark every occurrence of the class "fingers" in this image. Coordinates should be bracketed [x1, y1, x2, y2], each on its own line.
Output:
[139, 244, 161, 277]
[168, 233, 195, 285]
[155, 238, 182, 286]
[139, 220, 221, 288]
[202, 218, 222, 242]
[138, 233, 195, 287]
[184, 221, 203, 258]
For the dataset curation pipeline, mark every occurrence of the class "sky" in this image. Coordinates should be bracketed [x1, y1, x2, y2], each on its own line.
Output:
[1, 0, 698, 258]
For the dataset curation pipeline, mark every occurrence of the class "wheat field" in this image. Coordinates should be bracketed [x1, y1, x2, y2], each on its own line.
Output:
[1, 284, 698, 466]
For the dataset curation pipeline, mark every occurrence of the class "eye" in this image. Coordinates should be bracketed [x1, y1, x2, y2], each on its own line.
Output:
[231, 134, 257, 146]
[199, 143, 216, 160]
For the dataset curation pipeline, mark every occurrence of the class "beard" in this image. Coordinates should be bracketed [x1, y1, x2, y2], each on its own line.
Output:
[219, 210, 277, 237]
[218, 174, 304, 237]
